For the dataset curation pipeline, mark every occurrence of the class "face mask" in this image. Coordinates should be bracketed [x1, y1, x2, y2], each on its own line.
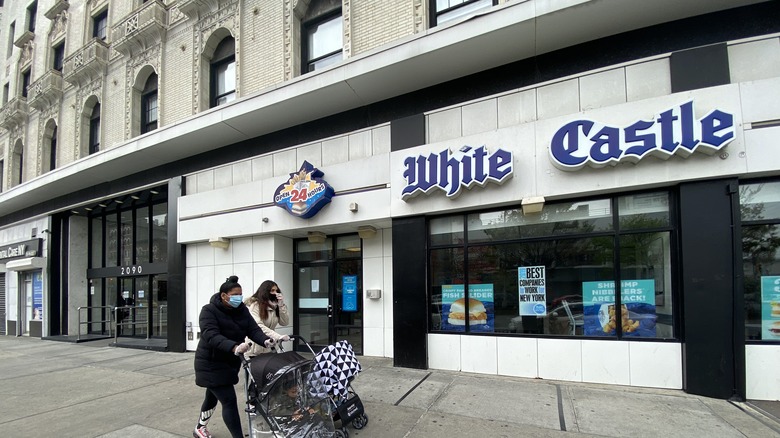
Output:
[228, 295, 242, 308]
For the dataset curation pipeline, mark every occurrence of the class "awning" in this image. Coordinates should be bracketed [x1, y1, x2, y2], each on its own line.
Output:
[5, 257, 45, 271]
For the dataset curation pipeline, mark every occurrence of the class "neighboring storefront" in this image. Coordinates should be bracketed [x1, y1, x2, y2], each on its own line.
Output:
[0, 219, 48, 338]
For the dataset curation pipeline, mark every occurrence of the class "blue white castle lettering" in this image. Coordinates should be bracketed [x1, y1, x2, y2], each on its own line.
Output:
[401, 145, 513, 200]
[549, 101, 735, 171]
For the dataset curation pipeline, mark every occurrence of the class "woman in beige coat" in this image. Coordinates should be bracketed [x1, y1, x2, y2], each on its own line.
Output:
[243, 280, 290, 358]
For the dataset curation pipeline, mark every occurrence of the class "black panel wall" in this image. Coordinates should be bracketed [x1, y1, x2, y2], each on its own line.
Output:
[392, 216, 428, 369]
[670, 43, 730, 93]
[167, 177, 187, 352]
[679, 179, 739, 399]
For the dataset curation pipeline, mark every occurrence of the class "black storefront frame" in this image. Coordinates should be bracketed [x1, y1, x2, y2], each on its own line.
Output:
[426, 189, 681, 342]
[292, 234, 364, 355]
[85, 189, 168, 339]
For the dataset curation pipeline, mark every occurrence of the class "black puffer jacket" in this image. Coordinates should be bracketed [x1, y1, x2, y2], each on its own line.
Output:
[194, 293, 271, 387]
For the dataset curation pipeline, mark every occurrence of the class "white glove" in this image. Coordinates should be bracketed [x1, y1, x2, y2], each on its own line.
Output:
[280, 335, 291, 342]
[234, 342, 250, 354]
[264, 338, 276, 349]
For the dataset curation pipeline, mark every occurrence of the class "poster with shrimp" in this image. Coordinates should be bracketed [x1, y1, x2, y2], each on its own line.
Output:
[582, 280, 656, 337]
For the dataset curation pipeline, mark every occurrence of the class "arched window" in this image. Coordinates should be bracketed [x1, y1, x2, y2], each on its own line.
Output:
[302, 0, 343, 74]
[210, 37, 235, 108]
[42, 121, 58, 172]
[49, 125, 57, 171]
[12, 140, 23, 186]
[89, 103, 101, 154]
[141, 73, 158, 134]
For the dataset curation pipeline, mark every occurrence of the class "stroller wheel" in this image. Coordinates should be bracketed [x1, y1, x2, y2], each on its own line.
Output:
[334, 427, 349, 438]
[352, 413, 368, 430]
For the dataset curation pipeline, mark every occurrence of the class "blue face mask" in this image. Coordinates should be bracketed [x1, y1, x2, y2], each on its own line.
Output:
[228, 295, 243, 308]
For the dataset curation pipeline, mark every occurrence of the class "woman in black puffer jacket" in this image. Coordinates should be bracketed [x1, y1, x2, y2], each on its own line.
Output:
[193, 276, 273, 438]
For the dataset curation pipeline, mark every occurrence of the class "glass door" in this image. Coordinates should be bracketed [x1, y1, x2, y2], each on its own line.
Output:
[294, 235, 363, 354]
[297, 264, 332, 350]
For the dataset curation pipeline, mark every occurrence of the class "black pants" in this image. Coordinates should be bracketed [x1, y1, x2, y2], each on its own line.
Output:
[201, 385, 242, 438]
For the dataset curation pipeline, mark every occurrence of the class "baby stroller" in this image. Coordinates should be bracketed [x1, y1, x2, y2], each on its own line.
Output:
[242, 336, 367, 437]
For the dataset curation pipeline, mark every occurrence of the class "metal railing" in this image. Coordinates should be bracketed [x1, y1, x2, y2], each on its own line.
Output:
[114, 305, 152, 342]
[158, 304, 167, 335]
[76, 306, 114, 341]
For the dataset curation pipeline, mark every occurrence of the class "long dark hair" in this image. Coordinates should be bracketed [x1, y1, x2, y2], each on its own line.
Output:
[251, 280, 280, 320]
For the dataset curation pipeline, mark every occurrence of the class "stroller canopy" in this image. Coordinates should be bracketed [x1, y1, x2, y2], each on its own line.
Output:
[250, 351, 308, 391]
[311, 340, 362, 399]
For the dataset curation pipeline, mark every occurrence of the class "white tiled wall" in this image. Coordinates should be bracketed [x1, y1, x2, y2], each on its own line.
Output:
[429, 335, 683, 390]
[728, 37, 780, 84]
[746, 345, 780, 401]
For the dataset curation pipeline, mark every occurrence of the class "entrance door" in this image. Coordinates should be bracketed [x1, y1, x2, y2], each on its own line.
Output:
[295, 235, 363, 354]
[113, 274, 167, 338]
[18, 272, 33, 336]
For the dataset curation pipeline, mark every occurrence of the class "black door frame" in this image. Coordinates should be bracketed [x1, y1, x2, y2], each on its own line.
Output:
[293, 234, 363, 354]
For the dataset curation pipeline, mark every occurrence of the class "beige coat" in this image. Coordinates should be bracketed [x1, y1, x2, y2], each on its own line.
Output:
[244, 298, 289, 357]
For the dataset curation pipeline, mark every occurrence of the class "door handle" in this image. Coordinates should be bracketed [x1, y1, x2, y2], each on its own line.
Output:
[327, 304, 333, 318]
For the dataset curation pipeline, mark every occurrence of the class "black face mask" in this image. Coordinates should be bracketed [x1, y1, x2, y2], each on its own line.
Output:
[268, 292, 278, 303]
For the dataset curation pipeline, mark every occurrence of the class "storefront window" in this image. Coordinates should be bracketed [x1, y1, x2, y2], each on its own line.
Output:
[740, 182, 780, 342]
[152, 203, 167, 263]
[106, 213, 118, 267]
[136, 206, 150, 263]
[120, 210, 133, 265]
[430, 192, 675, 339]
[91, 217, 102, 268]
[468, 199, 612, 243]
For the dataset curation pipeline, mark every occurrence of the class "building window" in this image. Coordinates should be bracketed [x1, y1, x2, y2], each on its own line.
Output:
[93, 10, 108, 40]
[89, 103, 101, 154]
[52, 41, 65, 72]
[49, 126, 57, 171]
[141, 73, 158, 134]
[2, 83, 8, 105]
[302, 9, 343, 73]
[0, 160, 4, 192]
[431, 0, 496, 27]
[740, 181, 780, 342]
[27, 1, 38, 33]
[21, 69, 31, 98]
[15, 150, 23, 185]
[7, 22, 14, 58]
[430, 192, 675, 339]
[210, 37, 235, 108]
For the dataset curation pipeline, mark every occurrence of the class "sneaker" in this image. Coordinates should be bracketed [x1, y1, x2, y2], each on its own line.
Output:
[193, 425, 213, 438]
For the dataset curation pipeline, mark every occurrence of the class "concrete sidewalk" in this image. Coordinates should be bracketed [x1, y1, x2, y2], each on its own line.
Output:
[0, 337, 777, 438]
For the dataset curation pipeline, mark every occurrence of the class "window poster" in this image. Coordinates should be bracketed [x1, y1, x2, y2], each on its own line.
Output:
[760, 276, 780, 340]
[342, 275, 358, 312]
[441, 284, 494, 332]
[32, 271, 43, 320]
[582, 280, 656, 337]
[518, 266, 546, 316]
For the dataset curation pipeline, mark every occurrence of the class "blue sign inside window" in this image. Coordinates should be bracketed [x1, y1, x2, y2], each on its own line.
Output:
[342, 275, 358, 312]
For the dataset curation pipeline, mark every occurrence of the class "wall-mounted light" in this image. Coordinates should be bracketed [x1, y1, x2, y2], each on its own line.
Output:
[307, 231, 327, 244]
[358, 225, 377, 239]
[130, 195, 140, 200]
[209, 237, 230, 249]
[521, 196, 545, 215]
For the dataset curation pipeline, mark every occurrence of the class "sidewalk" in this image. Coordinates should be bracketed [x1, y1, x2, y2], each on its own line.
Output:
[0, 336, 777, 438]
